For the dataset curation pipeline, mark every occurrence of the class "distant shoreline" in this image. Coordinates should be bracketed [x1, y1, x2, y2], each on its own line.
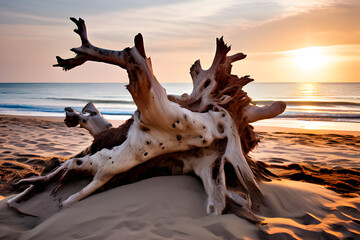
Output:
[1, 82, 360, 126]
[2, 113, 360, 136]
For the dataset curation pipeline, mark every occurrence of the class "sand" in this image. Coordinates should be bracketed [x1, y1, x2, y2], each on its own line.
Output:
[0, 115, 359, 239]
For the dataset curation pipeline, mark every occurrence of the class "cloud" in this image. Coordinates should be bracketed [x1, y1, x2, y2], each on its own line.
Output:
[0, 11, 67, 26]
[1, 0, 355, 52]
[0, 0, 359, 83]
[227, 1, 360, 53]
[0, 0, 195, 23]
[248, 44, 360, 62]
[79, 0, 357, 54]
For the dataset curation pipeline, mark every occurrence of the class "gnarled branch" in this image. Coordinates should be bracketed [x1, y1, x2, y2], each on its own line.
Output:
[10, 17, 286, 222]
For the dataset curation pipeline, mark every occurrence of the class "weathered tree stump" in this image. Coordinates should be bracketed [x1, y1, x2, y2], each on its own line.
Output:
[8, 17, 286, 223]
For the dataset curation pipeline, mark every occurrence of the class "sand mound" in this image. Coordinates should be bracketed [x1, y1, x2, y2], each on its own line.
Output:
[261, 180, 360, 239]
[1, 176, 359, 240]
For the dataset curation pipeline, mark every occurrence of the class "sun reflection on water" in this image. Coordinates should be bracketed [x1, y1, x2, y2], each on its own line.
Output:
[297, 83, 318, 96]
[295, 120, 332, 130]
[298, 105, 318, 112]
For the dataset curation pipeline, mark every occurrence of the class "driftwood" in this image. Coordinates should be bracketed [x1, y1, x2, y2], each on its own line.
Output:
[8, 18, 286, 222]
[64, 102, 113, 137]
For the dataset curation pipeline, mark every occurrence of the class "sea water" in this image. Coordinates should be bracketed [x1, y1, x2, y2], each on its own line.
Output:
[0, 82, 359, 130]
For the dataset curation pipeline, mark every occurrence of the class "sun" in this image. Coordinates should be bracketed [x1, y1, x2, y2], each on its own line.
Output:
[293, 47, 327, 71]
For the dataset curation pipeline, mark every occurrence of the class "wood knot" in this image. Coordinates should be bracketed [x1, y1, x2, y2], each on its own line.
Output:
[209, 205, 215, 214]
[204, 79, 211, 89]
[217, 123, 224, 134]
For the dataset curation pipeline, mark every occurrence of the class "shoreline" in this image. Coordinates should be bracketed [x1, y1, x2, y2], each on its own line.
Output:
[253, 118, 360, 136]
[2, 114, 360, 136]
[254, 124, 360, 136]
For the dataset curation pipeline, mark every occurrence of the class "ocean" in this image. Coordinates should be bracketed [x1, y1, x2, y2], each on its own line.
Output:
[1, 82, 360, 131]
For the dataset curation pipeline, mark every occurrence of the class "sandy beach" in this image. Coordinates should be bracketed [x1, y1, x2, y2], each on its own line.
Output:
[0, 115, 359, 239]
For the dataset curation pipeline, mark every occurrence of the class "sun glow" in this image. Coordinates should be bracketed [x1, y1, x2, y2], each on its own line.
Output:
[293, 47, 327, 71]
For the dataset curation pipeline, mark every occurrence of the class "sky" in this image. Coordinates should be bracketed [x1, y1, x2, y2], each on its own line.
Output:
[0, 0, 359, 83]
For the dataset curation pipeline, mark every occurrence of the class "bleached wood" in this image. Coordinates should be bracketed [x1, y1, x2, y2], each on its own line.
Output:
[65, 102, 112, 137]
[245, 101, 286, 123]
[11, 17, 287, 222]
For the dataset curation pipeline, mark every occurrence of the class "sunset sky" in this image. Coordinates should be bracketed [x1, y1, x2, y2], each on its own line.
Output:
[0, 0, 359, 83]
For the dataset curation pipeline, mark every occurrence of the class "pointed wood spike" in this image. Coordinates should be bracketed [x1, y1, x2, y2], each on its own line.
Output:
[53, 56, 64, 67]
[209, 36, 231, 70]
[134, 33, 146, 58]
[70, 17, 77, 24]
